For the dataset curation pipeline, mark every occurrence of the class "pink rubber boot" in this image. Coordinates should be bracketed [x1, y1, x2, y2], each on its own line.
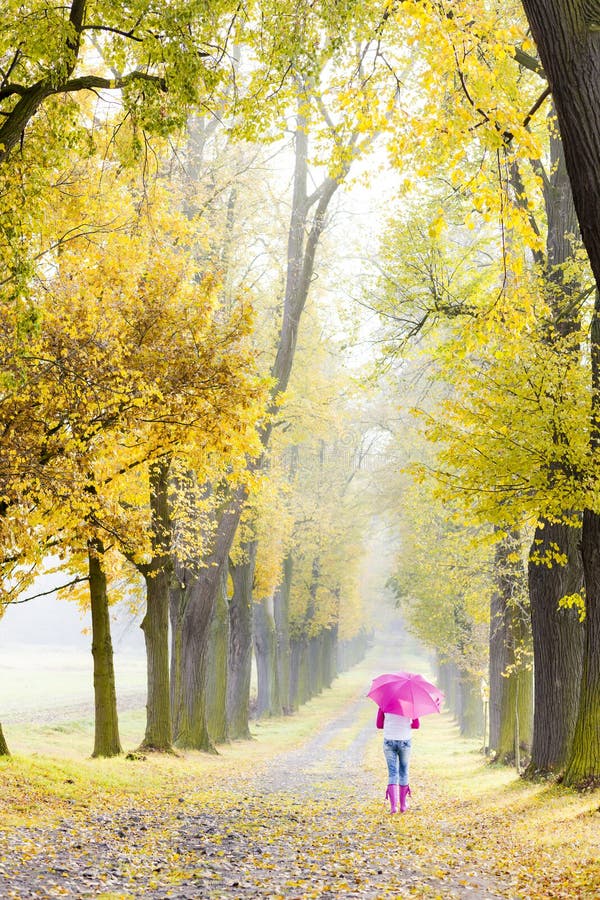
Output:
[385, 784, 399, 813]
[399, 784, 411, 812]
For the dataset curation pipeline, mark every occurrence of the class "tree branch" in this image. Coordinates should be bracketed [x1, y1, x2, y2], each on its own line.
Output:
[83, 24, 144, 42]
[58, 70, 167, 95]
[2, 575, 89, 606]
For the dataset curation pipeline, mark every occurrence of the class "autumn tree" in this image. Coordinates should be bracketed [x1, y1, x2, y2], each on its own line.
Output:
[170, 3, 401, 750]
[249, 307, 376, 717]
[519, 0, 600, 789]
[0, 136, 266, 757]
[361, 0, 595, 774]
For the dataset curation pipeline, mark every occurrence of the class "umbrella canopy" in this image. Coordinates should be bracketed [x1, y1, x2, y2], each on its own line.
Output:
[367, 671, 443, 718]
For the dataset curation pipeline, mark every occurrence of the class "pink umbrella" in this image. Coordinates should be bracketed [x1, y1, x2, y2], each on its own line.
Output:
[367, 671, 443, 717]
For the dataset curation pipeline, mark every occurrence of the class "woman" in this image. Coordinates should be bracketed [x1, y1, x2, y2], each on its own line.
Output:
[376, 708, 419, 813]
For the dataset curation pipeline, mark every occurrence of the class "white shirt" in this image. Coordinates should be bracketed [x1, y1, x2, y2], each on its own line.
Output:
[383, 713, 412, 741]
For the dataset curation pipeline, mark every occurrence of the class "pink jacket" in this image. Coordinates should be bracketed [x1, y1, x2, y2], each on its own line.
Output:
[376, 708, 419, 729]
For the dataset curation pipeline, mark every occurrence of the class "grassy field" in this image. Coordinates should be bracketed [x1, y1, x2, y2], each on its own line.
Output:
[0, 643, 146, 722]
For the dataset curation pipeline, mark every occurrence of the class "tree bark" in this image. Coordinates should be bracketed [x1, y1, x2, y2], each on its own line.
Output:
[523, 109, 585, 777]
[564, 507, 600, 786]
[437, 660, 459, 718]
[226, 542, 258, 739]
[289, 636, 310, 711]
[458, 669, 484, 739]
[274, 554, 293, 715]
[308, 633, 323, 698]
[139, 457, 173, 752]
[170, 570, 214, 752]
[526, 520, 584, 776]
[488, 580, 508, 753]
[206, 569, 229, 744]
[322, 625, 338, 689]
[489, 531, 533, 763]
[253, 595, 280, 717]
[0, 722, 9, 756]
[170, 498, 241, 752]
[88, 537, 122, 758]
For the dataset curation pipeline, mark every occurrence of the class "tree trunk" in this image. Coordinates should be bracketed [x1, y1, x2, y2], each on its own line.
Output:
[0, 722, 9, 756]
[322, 625, 338, 689]
[290, 636, 309, 711]
[170, 494, 242, 752]
[274, 554, 293, 715]
[437, 660, 458, 716]
[458, 670, 484, 739]
[308, 634, 323, 698]
[564, 286, 600, 785]
[523, 109, 585, 777]
[488, 582, 508, 753]
[170, 569, 215, 752]
[169, 582, 184, 742]
[139, 457, 173, 752]
[526, 520, 584, 776]
[227, 542, 258, 739]
[488, 531, 533, 763]
[495, 603, 534, 763]
[88, 537, 122, 758]
[253, 595, 279, 717]
[206, 569, 229, 744]
[564, 508, 600, 786]
[522, 0, 600, 789]
[337, 629, 369, 671]
[141, 567, 172, 751]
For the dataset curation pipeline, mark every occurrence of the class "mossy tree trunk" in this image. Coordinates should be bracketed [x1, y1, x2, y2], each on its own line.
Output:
[322, 624, 338, 689]
[139, 457, 173, 752]
[274, 554, 293, 714]
[253, 595, 280, 717]
[458, 670, 484, 739]
[437, 660, 458, 717]
[308, 634, 323, 698]
[526, 520, 584, 776]
[227, 542, 258, 739]
[170, 497, 241, 752]
[170, 570, 214, 752]
[169, 583, 184, 742]
[489, 580, 508, 753]
[489, 531, 533, 763]
[207, 569, 229, 744]
[290, 636, 310, 711]
[88, 537, 122, 758]
[564, 506, 600, 787]
[0, 722, 9, 756]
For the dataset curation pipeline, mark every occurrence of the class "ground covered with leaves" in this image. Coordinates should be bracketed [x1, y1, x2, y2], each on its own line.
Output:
[1, 656, 599, 899]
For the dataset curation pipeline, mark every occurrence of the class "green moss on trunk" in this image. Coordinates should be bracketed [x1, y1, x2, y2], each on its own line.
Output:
[0, 722, 9, 756]
[88, 538, 122, 759]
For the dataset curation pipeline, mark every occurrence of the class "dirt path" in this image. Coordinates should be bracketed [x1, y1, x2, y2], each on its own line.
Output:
[0, 689, 518, 900]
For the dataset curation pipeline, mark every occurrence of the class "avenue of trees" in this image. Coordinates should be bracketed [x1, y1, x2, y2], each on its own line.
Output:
[3, 0, 600, 794]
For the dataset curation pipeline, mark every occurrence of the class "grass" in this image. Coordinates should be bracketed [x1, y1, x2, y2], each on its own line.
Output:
[0, 643, 146, 718]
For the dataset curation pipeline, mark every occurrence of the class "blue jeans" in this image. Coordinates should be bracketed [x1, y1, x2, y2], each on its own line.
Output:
[383, 738, 411, 786]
